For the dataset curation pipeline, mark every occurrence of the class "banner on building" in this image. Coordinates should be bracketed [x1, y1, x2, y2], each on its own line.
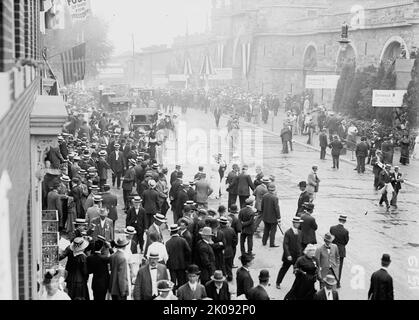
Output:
[372, 90, 407, 107]
[305, 75, 340, 89]
[183, 56, 193, 76]
[200, 55, 215, 76]
[209, 68, 233, 80]
[67, 0, 91, 22]
[60, 42, 86, 86]
[241, 43, 251, 78]
[217, 44, 224, 68]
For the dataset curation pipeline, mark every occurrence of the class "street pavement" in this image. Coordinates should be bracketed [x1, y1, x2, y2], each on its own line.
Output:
[110, 107, 419, 300]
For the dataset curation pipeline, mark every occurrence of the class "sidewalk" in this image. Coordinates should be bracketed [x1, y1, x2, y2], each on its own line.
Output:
[241, 110, 419, 188]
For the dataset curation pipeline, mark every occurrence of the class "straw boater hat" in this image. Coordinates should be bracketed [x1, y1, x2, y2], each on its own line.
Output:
[338, 215, 347, 222]
[133, 196, 142, 203]
[262, 176, 271, 183]
[73, 218, 88, 226]
[153, 213, 167, 223]
[169, 224, 180, 233]
[292, 217, 303, 224]
[99, 150, 106, 157]
[148, 180, 157, 188]
[147, 250, 160, 260]
[60, 175, 71, 183]
[124, 226, 137, 235]
[323, 274, 337, 286]
[218, 216, 228, 225]
[211, 270, 226, 282]
[128, 159, 137, 166]
[114, 237, 130, 248]
[70, 237, 89, 253]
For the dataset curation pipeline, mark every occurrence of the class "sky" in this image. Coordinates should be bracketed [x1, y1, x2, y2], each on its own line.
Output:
[90, 0, 212, 55]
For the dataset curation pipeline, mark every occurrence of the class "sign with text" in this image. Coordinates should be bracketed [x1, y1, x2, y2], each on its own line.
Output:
[169, 74, 187, 82]
[67, 0, 91, 22]
[372, 90, 407, 107]
[305, 75, 340, 89]
[209, 68, 233, 80]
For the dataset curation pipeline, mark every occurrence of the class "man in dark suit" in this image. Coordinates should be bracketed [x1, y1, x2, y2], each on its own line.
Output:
[330, 214, 349, 288]
[165, 224, 191, 290]
[329, 135, 344, 169]
[219, 216, 238, 282]
[238, 197, 256, 256]
[236, 254, 254, 299]
[90, 208, 114, 242]
[261, 184, 281, 247]
[86, 240, 110, 300]
[179, 217, 193, 251]
[109, 238, 130, 300]
[108, 143, 124, 189]
[276, 217, 303, 289]
[356, 136, 369, 173]
[169, 171, 183, 211]
[226, 164, 239, 209]
[133, 251, 169, 300]
[144, 214, 167, 257]
[122, 159, 136, 211]
[205, 270, 230, 300]
[368, 254, 394, 300]
[47, 183, 63, 230]
[170, 165, 182, 185]
[142, 179, 161, 229]
[296, 181, 311, 216]
[97, 151, 111, 190]
[237, 165, 255, 209]
[126, 196, 146, 253]
[248, 270, 270, 300]
[101, 184, 118, 237]
[314, 275, 339, 300]
[174, 183, 189, 224]
[300, 209, 318, 251]
[319, 128, 328, 160]
[196, 227, 216, 285]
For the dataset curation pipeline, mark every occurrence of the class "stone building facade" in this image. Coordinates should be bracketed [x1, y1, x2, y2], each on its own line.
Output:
[134, 0, 419, 106]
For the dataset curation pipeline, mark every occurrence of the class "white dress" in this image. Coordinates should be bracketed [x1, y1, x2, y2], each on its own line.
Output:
[209, 163, 220, 200]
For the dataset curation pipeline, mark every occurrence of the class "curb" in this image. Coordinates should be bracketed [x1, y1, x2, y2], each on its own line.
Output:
[240, 118, 419, 189]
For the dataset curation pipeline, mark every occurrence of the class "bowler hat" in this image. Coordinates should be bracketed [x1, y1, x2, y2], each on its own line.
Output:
[268, 184, 276, 191]
[323, 232, 335, 242]
[186, 264, 201, 275]
[240, 254, 254, 265]
[381, 254, 391, 263]
[298, 181, 307, 188]
[258, 270, 270, 281]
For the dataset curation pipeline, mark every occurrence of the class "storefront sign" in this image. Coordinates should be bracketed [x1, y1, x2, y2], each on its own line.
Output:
[372, 90, 407, 107]
[0, 171, 12, 299]
[305, 75, 340, 89]
[67, 0, 91, 22]
[209, 68, 233, 80]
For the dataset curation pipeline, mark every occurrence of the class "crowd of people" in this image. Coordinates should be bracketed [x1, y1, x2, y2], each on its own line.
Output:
[39, 86, 399, 301]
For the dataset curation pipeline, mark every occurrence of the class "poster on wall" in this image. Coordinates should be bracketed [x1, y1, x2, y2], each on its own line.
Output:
[372, 90, 407, 107]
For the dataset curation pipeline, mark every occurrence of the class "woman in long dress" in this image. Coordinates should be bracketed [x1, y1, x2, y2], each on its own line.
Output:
[65, 237, 90, 300]
[284, 244, 320, 300]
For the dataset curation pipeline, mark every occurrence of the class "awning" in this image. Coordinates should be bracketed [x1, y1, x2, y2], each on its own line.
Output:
[30, 95, 68, 135]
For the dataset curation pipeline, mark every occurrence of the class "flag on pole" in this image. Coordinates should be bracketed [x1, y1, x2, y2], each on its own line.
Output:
[60, 43, 86, 86]
[200, 54, 214, 76]
[183, 55, 193, 75]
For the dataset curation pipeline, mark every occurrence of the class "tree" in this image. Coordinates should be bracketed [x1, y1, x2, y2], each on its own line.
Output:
[44, 16, 114, 83]
[374, 62, 397, 126]
[333, 63, 356, 111]
[402, 56, 419, 127]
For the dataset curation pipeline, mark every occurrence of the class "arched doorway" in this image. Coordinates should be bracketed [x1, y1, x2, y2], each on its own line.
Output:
[336, 43, 356, 72]
[302, 44, 318, 100]
[380, 36, 410, 67]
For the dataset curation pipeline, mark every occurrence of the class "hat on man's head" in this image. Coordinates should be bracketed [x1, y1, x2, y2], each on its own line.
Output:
[262, 176, 271, 183]
[258, 270, 270, 281]
[152, 163, 159, 169]
[199, 227, 213, 237]
[88, 167, 97, 172]
[211, 270, 226, 282]
[147, 250, 160, 260]
[303, 202, 314, 211]
[153, 213, 167, 223]
[218, 216, 228, 225]
[90, 185, 99, 190]
[339, 215, 347, 222]
[381, 254, 391, 263]
[323, 232, 335, 242]
[240, 253, 254, 265]
[148, 180, 157, 188]
[114, 143, 120, 148]
[323, 274, 337, 286]
[133, 196, 142, 203]
[114, 237, 129, 248]
[60, 175, 71, 182]
[268, 184, 276, 191]
[73, 218, 88, 226]
[229, 204, 238, 213]
[73, 155, 81, 161]
[245, 196, 255, 205]
[99, 150, 106, 156]
[93, 195, 103, 202]
[128, 159, 137, 166]
[99, 208, 108, 216]
[169, 224, 180, 233]
[292, 217, 303, 224]
[298, 181, 307, 188]
[124, 226, 137, 235]
[186, 264, 201, 275]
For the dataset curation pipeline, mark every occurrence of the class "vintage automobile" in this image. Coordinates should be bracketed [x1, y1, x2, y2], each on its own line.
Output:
[129, 106, 158, 132]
